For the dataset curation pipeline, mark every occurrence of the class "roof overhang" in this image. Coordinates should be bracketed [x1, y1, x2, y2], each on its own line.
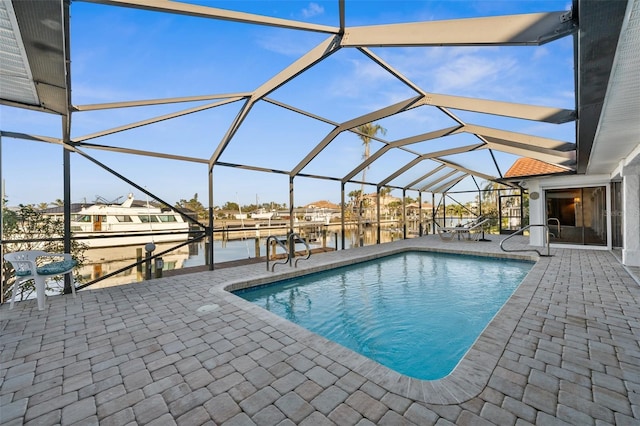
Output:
[0, 0, 69, 115]
[574, 0, 631, 174]
[585, 0, 640, 175]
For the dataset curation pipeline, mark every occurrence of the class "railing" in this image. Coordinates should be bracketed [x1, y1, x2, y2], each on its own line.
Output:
[265, 236, 290, 271]
[265, 233, 312, 271]
[547, 217, 560, 238]
[288, 232, 311, 267]
[500, 224, 552, 257]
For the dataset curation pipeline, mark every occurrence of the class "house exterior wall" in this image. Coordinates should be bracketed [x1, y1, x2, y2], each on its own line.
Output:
[525, 165, 639, 267]
[526, 174, 611, 249]
[622, 165, 640, 266]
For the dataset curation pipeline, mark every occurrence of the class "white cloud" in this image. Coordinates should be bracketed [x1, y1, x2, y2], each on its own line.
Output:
[256, 32, 313, 56]
[351, 58, 393, 82]
[532, 47, 549, 61]
[433, 54, 517, 95]
[326, 58, 396, 99]
[301, 3, 324, 18]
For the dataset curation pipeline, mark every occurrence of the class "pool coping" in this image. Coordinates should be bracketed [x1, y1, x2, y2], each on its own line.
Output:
[212, 244, 540, 405]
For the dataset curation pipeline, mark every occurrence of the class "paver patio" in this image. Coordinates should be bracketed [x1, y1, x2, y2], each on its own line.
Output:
[1, 235, 639, 425]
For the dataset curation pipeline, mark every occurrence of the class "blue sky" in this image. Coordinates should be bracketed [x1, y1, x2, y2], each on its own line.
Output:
[1, 0, 574, 208]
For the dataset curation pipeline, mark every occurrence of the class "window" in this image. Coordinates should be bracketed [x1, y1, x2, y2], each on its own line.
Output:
[139, 215, 159, 223]
[158, 215, 177, 222]
[72, 214, 92, 223]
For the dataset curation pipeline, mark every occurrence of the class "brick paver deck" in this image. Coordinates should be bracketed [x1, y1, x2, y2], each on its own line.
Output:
[2, 235, 639, 425]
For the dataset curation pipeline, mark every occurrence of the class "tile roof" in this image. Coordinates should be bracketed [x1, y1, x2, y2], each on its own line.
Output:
[504, 158, 567, 178]
[305, 200, 340, 209]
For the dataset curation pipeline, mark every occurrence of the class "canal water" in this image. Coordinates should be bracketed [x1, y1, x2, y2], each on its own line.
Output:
[79, 227, 416, 289]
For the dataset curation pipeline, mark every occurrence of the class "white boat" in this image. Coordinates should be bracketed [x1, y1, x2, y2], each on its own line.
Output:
[44, 194, 191, 248]
[300, 208, 334, 225]
[251, 209, 278, 220]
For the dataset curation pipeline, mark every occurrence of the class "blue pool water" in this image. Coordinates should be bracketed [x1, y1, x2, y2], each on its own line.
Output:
[235, 251, 533, 380]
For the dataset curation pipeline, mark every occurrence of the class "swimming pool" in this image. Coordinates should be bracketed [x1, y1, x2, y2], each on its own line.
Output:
[234, 251, 533, 380]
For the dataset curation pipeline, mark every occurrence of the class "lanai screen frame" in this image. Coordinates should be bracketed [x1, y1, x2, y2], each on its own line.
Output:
[1, 0, 581, 288]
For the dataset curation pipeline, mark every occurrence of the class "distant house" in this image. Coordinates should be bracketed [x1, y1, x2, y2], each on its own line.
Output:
[358, 193, 402, 218]
[406, 202, 433, 218]
[304, 200, 340, 210]
[300, 200, 340, 223]
[361, 193, 401, 208]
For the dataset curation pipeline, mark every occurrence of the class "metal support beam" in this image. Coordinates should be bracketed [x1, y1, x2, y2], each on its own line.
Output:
[432, 174, 468, 194]
[342, 126, 461, 183]
[209, 99, 253, 168]
[62, 0, 73, 295]
[341, 11, 575, 47]
[292, 96, 422, 176]
[62, 122, 72, 294]
[418, 191, 423, 236]
[75, 92, 251, 111]
[414, 93, 575, 124]
[432, 193, 436, 233]
[76, 97, 244, 143]
[208, 165, 214, 270]
[376, 189, 381, 244]
[0, 134, 4, 302]
[253, 36, 342, 101]
[289, 176, 295, 261]
[434, 159, 498, 183]
[402, 188, 407, 239]
[420, 170, 460, 192]
[70, 146, 206, 228]
[404, 164, 447, 189]
[340, 182, 346, 250]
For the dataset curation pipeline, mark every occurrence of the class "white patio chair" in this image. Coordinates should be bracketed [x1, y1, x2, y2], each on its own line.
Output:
[462, 218, 491, 242]
[435, 223, 458, 241]
[4, 250, 78, 310]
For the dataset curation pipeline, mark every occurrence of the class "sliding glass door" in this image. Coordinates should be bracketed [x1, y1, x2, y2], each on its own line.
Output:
[545, 186, 607, 246]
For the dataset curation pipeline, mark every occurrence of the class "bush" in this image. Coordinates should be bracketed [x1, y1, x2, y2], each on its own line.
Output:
[2, 203, 87, 302]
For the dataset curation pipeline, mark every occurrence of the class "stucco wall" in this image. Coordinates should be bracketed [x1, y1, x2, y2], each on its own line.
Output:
[622, 166, 640, 266]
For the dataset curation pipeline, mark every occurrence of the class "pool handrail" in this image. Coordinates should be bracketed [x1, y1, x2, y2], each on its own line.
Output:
[500, 224, 552, 257]
[547, 217, 561, 238]
[266, 235, 290, 271]
[288, 232, 311, 267]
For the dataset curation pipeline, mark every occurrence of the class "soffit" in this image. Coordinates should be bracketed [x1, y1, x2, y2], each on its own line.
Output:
[0, 0, 67, 115]
[575, 0, 630, 174]
[0, 0, 38, 106]
[587, 0, 640, 174]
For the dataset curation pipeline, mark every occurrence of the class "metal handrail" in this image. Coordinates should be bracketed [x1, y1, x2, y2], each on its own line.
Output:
[547, 217, 560, 238]
[288, 232, 311, 267]
[266, 236, 289, 271]
[265, 233, 312, 271]
[500, 224, 552, 257]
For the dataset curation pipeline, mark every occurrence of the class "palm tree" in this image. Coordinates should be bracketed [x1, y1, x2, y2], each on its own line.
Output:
[447, 203, 466, 224]
[380, 186, 392, 199]
[356, 123, 387, 188]
[175, 193, 206, 221]
[481, 180, 508, 231]
[482, 180, 501, 205]
[355, 123, 386, 246]
[347, 190, 361, 219]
